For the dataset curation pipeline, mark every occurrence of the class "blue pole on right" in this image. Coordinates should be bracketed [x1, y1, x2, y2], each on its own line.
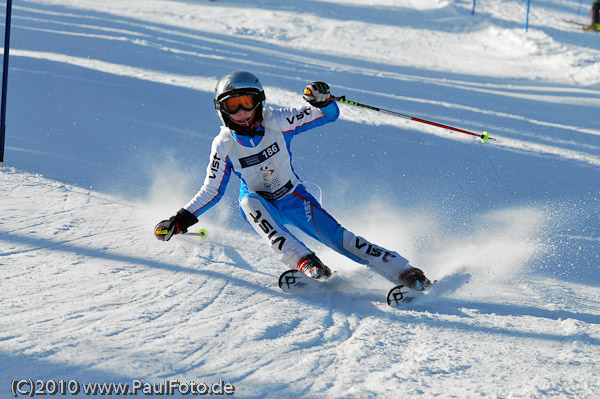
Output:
[526, 0, 532, 32]
[1, 0, 14, 165]
[472, 0, 477, 15]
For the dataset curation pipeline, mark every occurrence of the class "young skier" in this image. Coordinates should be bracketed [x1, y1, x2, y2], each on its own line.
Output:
[154, 71, 431, 291]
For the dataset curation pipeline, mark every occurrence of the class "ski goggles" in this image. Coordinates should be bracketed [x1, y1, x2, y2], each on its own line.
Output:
[219, 94, 261, 114]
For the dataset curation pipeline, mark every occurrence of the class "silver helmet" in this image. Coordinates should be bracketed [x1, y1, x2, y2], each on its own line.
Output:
[214, 71, 266, 136]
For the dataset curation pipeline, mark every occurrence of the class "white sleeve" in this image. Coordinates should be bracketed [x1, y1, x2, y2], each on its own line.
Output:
[271, 101, 339, 135]
[184, 133, 232, 217]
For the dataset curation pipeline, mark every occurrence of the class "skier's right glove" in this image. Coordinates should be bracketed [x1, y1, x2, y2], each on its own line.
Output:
[303, 81, 332, 108]
[154, 208, 198, 241]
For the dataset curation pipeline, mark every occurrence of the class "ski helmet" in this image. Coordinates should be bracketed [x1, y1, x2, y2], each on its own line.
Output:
[214, 71, 266, 136]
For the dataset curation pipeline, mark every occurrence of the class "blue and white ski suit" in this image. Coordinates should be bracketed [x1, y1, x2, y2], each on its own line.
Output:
[184, 101, 410, 281]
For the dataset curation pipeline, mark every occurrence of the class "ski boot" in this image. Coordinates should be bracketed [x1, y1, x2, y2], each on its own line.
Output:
[397, 266, 432, 291]
[297, 254, 332, 280]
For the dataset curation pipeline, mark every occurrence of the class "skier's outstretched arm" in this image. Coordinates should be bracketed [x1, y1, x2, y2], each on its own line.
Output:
[275, 81, 339, 136]
[155, 135, 232, 241]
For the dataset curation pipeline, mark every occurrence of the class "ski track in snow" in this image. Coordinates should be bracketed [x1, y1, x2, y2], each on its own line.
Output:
[2, 1, 600, 398]
[2, 167, 600, 397]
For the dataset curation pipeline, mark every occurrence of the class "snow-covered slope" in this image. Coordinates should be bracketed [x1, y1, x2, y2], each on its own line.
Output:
[1, 0, 599, 397]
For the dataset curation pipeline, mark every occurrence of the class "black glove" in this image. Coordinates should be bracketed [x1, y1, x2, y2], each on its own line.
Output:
[154, 208, 198, 241]
[303, 81, 332, 108]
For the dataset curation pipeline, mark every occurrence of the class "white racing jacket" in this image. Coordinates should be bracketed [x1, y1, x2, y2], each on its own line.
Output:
[185, 102, 340, 216]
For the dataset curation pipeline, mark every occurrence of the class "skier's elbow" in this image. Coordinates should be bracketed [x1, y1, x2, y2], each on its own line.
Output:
[321, 100, 340, 122]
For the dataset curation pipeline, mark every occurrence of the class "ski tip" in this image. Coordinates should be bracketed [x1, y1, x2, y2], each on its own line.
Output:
[387, 284, 421, 308]
[278, 270, 310, 292]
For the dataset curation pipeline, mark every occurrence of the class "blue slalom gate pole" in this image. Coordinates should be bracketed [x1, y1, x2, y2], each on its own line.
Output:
[1, 0, 13, 165]
[472, 0, 477, 15]
[526, 0, 532, 32]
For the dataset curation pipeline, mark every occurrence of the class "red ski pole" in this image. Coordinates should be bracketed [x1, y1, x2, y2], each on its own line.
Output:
[333, 95, 495, 143]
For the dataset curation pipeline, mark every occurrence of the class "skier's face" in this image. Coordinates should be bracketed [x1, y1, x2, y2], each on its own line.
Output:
[229, 108, 257, 126]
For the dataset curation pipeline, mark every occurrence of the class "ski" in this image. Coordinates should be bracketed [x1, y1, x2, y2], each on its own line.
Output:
[278, 269, 428, 307]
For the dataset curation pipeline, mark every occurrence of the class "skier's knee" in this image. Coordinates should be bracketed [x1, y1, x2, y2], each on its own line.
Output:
[240, 192, 265, 209]
[240, 193, 282, 226]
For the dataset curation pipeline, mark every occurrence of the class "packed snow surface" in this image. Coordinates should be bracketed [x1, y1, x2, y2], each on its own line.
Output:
[1, 0, 599, 398]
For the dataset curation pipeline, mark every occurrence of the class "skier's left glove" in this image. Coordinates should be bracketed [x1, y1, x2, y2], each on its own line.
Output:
[303, 81, 332, 108]
[154, 208, 198, 241]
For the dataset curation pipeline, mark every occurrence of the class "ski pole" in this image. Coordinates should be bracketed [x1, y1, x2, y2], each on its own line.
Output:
[333, 95, 494, 143]
[186, 229, 208, 240]
[156, 228, 208, 240]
